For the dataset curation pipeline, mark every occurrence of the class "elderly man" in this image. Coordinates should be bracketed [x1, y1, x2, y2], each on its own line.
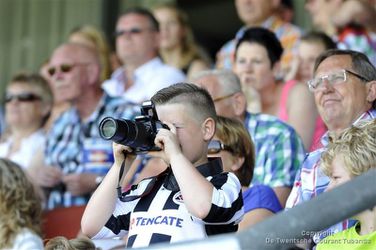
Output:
[103, 7, 185, 104]
[286, 49, 376, 236]
[31, 43, 137, 209]
[192, 69, 306, 207]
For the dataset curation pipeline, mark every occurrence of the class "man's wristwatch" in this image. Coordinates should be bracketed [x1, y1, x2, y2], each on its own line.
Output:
[95, 175, 104, 186]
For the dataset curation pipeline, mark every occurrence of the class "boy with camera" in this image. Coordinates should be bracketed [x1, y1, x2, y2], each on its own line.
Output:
[81, 83, 244, 248]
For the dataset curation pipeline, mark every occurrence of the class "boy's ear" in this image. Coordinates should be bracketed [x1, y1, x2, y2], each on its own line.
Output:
[232, 92, 247, 117]
[366, 80, 376, 105]
[231, 156, 245, 172]
[202, 117, 216, 141]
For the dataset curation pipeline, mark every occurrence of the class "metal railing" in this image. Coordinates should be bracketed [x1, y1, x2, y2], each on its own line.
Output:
[138, 168, 376, 250]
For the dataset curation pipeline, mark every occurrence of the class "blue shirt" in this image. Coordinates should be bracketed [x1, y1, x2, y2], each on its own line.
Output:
[244, 112, 306, 188]
[243, 184, 282, 214]
[45, 93, 139, 209]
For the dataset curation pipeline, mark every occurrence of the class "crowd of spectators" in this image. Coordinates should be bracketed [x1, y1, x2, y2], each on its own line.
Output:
[1, 1, 375, 249]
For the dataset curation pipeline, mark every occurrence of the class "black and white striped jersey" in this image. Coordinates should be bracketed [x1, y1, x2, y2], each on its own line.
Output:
[93, 158, 244, 248]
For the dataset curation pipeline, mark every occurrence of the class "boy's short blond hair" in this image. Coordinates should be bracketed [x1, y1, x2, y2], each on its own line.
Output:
[151, 83, 217, 123]
[321, 119, 376, 177]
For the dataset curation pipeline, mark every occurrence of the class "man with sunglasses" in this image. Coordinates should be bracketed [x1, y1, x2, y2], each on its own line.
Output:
[192, 69, 306, 208]
[31, 42, 138, 210]
[286, 49, 376, 242]
[102, 7, 185, 104]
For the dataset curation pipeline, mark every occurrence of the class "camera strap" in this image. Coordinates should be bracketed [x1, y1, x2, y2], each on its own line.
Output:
[116, 159, 126, 201]
[116, 158, 167, 202]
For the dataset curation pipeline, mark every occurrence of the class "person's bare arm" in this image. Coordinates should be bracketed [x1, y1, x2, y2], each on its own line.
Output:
[238, 208, 275, 230]
[81, 144, 136, 237]
[287, 83, 317, 150]
[132, 157, 168, 185]
[273, 186, 291, 208]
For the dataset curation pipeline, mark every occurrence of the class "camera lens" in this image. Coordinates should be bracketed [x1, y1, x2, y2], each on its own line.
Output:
[100, 118, 117, 139]
[99, 117, 151, 149]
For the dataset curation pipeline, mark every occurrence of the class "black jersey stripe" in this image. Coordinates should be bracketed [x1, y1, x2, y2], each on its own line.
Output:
[150, 233, 172, 245]
[205, 223, 238, 236]
[163, 191, 180, 210]
[204, 190, 244, 223]
[133, 177, 164, 212]
[210, 172, 229, 188]
[105, 213, 131, 234]
[127, 234, 136, 247]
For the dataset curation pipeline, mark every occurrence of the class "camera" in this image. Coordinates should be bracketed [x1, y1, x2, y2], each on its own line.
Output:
[98, 100, 168, 154]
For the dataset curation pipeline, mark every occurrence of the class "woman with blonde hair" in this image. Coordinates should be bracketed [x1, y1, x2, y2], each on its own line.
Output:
[152, 3, 212, 79]
[0, 72, 52, 170]
[68, 25, 112, 82]
[0, 158, 43, 249]
[208, 116, 282, 229]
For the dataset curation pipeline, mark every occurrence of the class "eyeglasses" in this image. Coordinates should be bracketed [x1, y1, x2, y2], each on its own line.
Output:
[307, 69, 369, 92]
[207, 140, 233, 154]
[47, 64, 76, 76]
[47, 63, 89, 77]
[213, 92, 237, 102]
[114, 27, 152, 38]
[5, 92, 41, 103]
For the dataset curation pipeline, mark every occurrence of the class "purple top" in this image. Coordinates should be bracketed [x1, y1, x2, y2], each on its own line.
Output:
[243, 184, 283, 214]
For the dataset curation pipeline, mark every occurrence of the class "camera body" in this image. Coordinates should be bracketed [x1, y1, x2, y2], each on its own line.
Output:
[98, 101, 168, 154]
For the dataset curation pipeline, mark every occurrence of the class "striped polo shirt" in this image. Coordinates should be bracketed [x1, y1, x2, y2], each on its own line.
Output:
[93, 158, 244, 248]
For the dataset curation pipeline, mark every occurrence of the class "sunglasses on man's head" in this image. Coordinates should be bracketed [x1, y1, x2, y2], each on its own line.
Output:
[207, 140, 233, 154]
[47, 64, 74, 76]
[5, 92, 42, 103]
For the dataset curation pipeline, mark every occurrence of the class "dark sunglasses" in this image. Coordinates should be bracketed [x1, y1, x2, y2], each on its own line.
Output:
[5, 92, 42, 103]
[207, 140, 233, 154]
[114, 27, 150, 37]
[47, 64, 74, 76]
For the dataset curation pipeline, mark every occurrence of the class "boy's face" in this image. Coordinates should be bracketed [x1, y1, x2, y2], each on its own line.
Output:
[326, 155, 352, 192]
[156, 103, 211, 166]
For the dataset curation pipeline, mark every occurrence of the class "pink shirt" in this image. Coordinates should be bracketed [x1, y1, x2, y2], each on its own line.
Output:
[278, 80, 327, 151]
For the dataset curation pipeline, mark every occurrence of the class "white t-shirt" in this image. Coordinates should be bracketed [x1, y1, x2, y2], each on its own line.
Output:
[11, 228, 43, 250]
[0, 130, 46, 169]
[102, 57, 186, 104]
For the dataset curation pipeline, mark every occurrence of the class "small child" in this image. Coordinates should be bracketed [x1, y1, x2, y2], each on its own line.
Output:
[45, 236, 99, 250]
[316, 119, 376, 250]
[81, 83, 244, 248]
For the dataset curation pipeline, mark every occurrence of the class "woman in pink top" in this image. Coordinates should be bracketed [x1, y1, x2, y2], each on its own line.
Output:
[234, 28, 332, 151]
[281, 31, 336, 151]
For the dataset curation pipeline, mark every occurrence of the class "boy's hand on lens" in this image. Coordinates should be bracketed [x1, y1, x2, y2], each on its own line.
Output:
[150, 121, 182, 163]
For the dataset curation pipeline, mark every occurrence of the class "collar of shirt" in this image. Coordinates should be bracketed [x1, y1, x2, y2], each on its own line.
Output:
[163, 157, 223, 192]
[102, 57, 163, 99]
[320, 108, 376, 147]
[133, 57, 163, 81]
[235, 16, 277, 40]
